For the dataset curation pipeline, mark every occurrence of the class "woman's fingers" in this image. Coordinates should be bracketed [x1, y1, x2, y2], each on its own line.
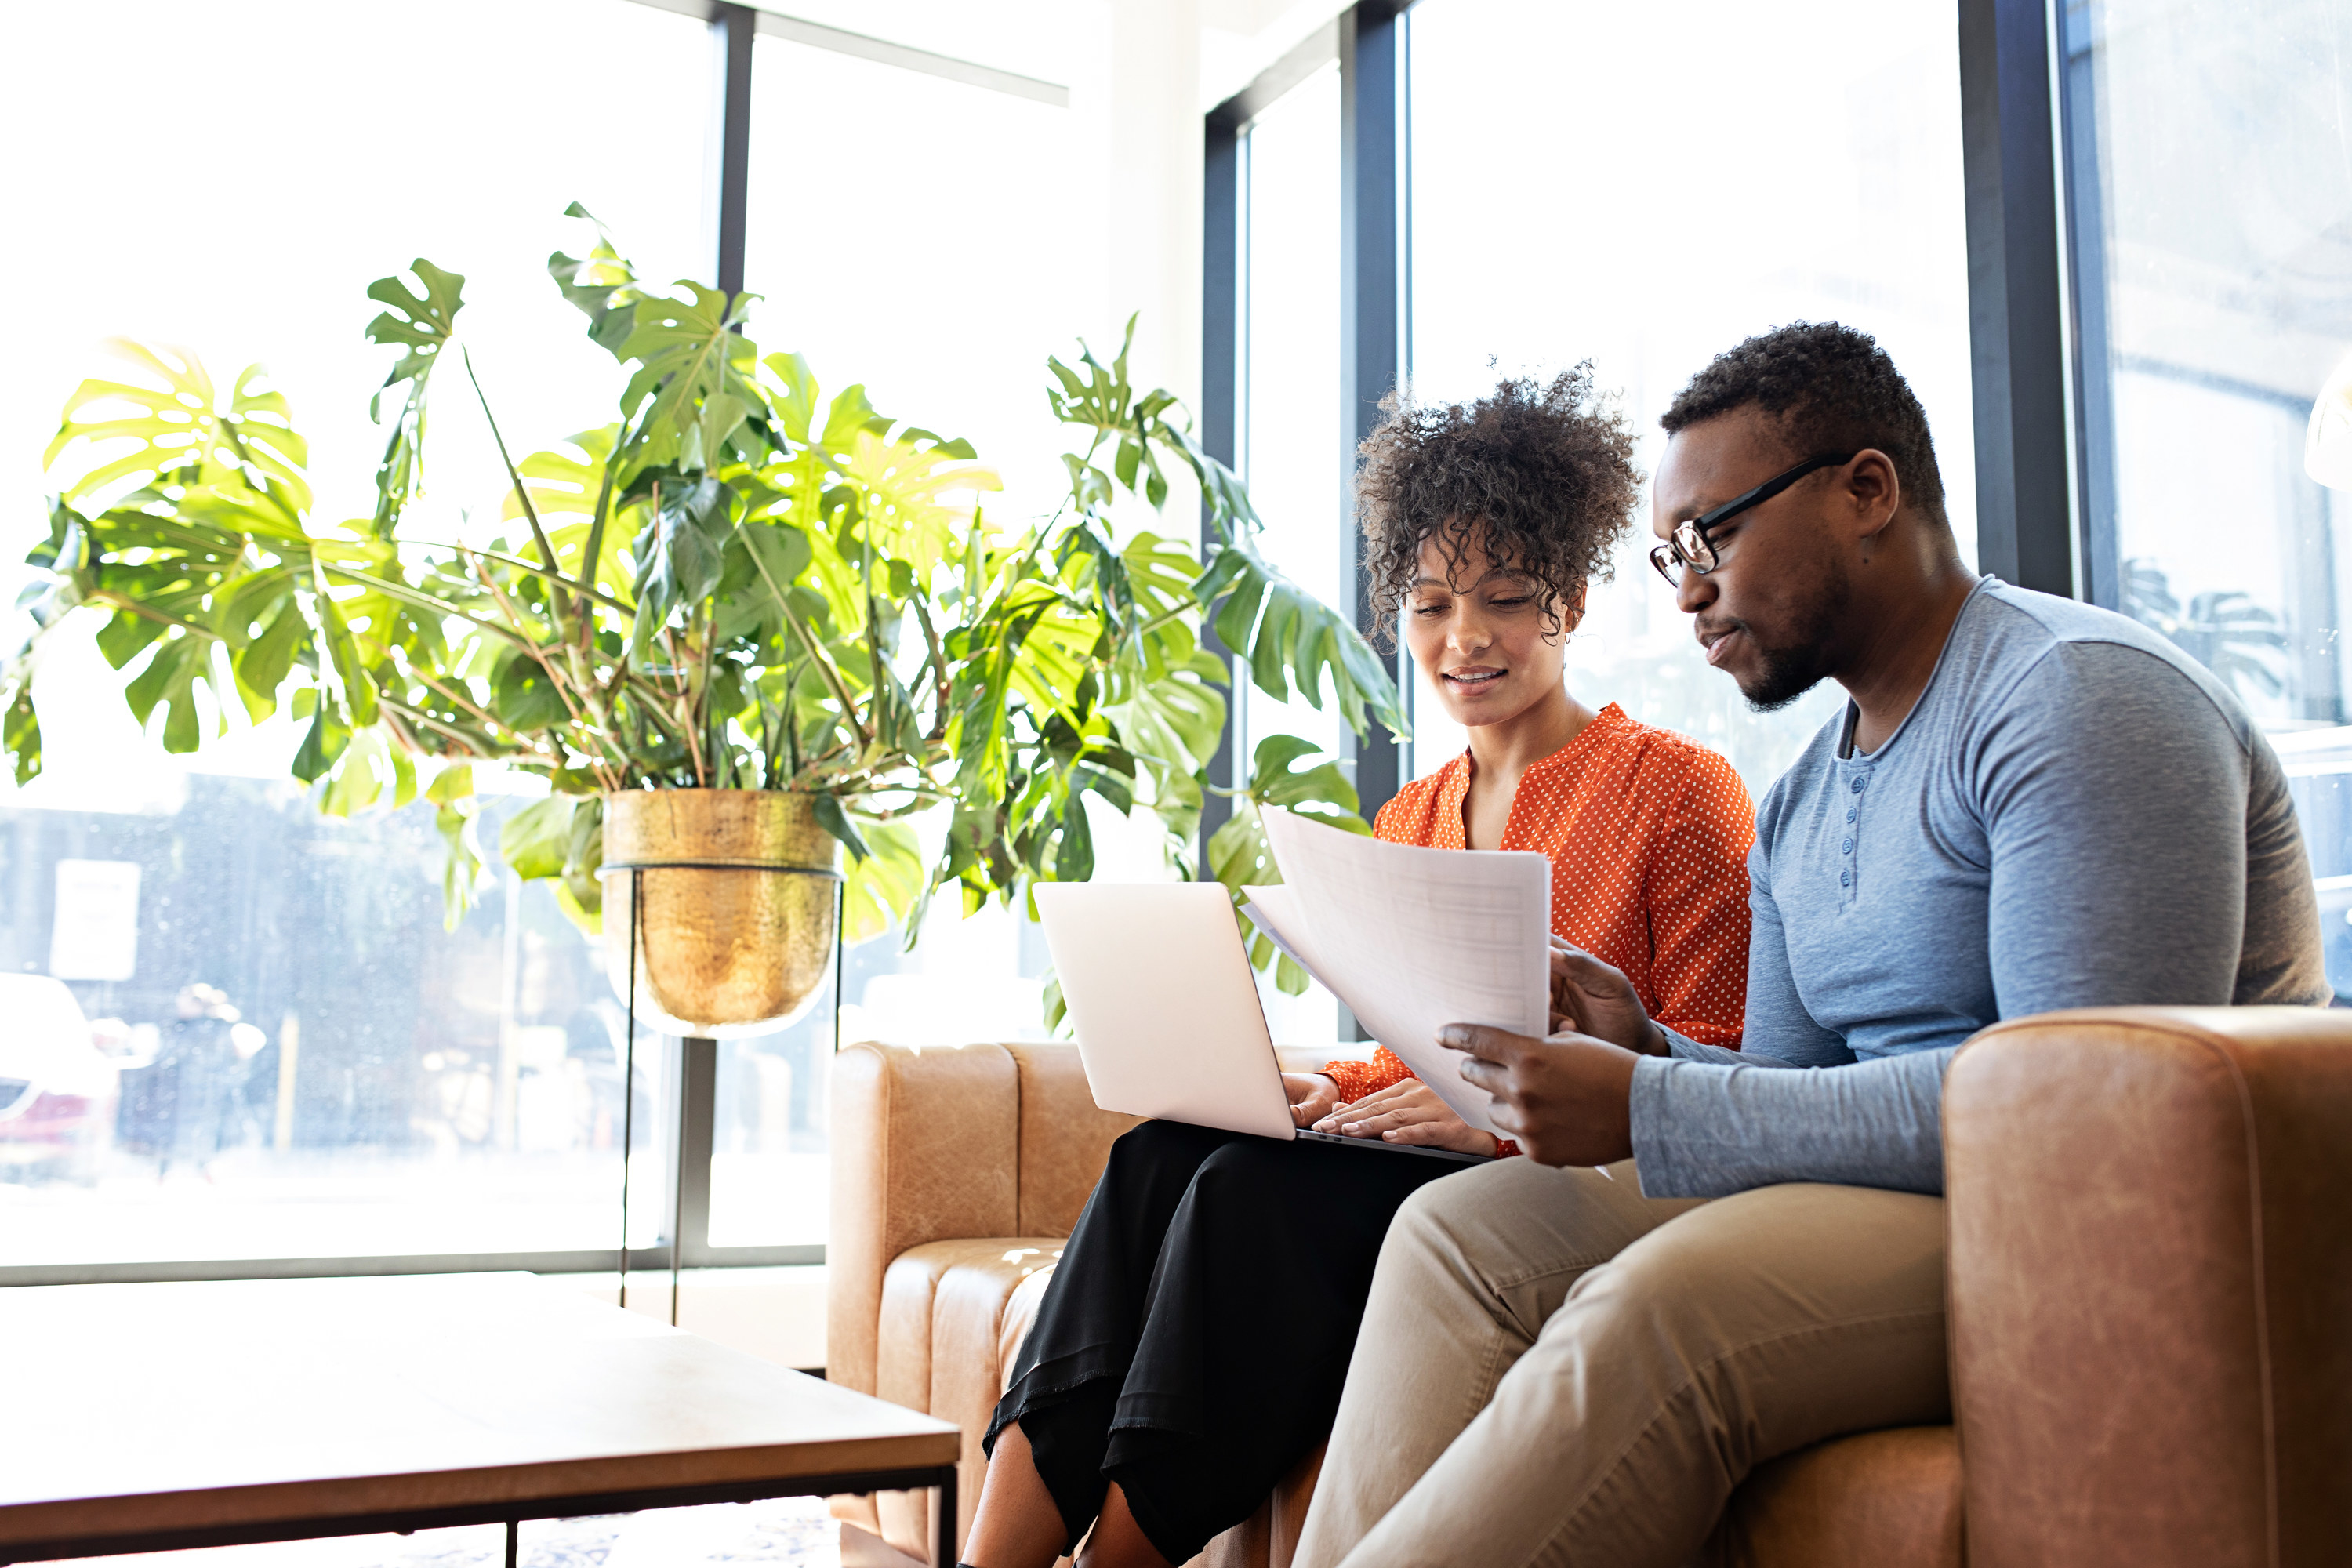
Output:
[1312, 1083, 1411, 1131]
[1315, 1081, 1445, 1137]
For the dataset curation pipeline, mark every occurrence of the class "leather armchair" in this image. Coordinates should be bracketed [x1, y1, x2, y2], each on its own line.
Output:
[829, 1009, 2352, 1566]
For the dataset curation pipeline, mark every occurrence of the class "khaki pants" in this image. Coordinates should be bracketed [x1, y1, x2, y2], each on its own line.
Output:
[1293, 1158, 1948, 1568]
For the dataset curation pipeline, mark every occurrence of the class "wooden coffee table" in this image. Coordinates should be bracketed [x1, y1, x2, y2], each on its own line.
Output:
[0, 1272, 960, 1566]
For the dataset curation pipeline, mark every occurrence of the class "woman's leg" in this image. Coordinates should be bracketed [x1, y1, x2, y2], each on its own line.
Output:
[968, 1120, 1240, 1567]
[965, 1421, 1095, 1568]
[1096, 1138, 1471, 1565]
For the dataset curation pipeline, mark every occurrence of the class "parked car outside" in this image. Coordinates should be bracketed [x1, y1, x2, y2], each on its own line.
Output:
[0, 975, 121, 1185]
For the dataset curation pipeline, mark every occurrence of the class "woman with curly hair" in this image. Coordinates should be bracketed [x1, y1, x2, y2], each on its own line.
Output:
[960, 371, 1756, 1568]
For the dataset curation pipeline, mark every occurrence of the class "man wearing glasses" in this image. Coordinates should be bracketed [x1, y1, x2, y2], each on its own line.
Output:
[1295, 322, 2327, 1568]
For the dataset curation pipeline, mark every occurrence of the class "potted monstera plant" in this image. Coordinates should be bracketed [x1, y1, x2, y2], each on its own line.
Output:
[4, 209, 1402, 1033]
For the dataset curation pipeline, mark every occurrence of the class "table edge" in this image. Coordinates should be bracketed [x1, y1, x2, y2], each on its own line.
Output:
[0, 1431, 962, 1550]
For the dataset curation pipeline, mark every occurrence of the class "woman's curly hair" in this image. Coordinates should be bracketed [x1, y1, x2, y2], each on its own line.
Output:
[1356, 366, 1640, 644]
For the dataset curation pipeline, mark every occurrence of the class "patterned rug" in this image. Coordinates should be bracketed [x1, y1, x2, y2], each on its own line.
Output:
[93, 1498, 843, 1568]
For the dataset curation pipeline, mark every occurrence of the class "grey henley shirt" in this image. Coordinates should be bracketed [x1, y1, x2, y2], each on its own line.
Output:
[1628, 577, 2329, 1198]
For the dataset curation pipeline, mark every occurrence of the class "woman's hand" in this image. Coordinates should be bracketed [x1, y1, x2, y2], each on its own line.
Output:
[1549, 936, 1668, 1055]
[1310, 1079, 1499, 1156]
[1283, 1073, 1343, 1128]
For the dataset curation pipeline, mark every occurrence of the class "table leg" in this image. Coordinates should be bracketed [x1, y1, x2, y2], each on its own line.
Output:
[504, 1518, 517, 1568]
[932, 1469, 957, 1568]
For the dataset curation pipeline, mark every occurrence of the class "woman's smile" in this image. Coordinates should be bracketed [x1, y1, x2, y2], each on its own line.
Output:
[1442, 663, 1509, 695]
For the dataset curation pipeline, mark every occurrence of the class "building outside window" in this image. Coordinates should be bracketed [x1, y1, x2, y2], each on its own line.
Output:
[2059, 0, 2352, 996]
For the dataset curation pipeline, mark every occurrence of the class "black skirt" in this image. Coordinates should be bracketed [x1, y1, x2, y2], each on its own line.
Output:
[984, 1119, 1468, 1563]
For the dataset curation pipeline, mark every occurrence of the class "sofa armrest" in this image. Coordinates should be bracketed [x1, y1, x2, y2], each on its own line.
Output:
[828, 1040, 1145, 1396]
[1945, 1005, 2352, 1567]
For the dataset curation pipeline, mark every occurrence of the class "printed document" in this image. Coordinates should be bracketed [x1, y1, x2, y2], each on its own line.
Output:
[1245, 810, 1552, 1137]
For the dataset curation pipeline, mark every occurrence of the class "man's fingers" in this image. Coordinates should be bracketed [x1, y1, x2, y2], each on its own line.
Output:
[1437, 1022, 1537, 1061]
[1548, 942, 1630, 989]
[1455, 1054, 1505, 1093]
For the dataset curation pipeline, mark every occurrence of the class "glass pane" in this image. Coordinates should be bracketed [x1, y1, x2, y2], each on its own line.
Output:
[706, 36, 1102, 1247]
[1239, 65, 1348, 1046]
[2060, 0, 2352, 997]
[742, 34, 1100, 527]
[1405, 0, 1976, 799]
[0, 0, 710, 1263]
[0, 793, 672, 1264]
[707, 904, 1058, 1250]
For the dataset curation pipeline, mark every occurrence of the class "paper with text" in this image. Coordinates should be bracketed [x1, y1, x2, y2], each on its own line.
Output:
[1248, 811, 1552, 1136]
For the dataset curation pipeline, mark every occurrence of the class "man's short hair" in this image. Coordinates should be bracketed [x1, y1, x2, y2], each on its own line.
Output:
[1661, 322, 1948, 526]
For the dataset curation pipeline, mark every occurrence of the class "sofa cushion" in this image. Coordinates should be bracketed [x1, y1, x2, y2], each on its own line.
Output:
[1707, 1426, 1962, 1568]
[858, 1237, 1067, 1560]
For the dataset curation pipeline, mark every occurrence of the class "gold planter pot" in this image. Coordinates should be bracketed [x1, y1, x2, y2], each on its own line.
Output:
[598, 789, 840, 1033]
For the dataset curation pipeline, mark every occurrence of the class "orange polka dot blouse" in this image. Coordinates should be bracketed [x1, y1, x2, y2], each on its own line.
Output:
[1320, 703, 1756, 1129]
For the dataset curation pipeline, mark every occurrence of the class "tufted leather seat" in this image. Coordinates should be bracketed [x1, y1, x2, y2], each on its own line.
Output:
[829, 1009, 2352, 1566]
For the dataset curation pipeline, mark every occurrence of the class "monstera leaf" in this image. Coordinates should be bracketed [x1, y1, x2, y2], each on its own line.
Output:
[832, 426, 998, 581]
[1207, 734, 1370, 993]
[842, 817, 925, 945]
[43, 339, 310, 522]
[613, 282, 764, 476]
[365, 260, 466, 536]
[1197, 540, 1404, 739]
[546, 202, 644, 358]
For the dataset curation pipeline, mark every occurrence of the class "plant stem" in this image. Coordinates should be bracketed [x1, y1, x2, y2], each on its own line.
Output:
[463, 348, 569, 634]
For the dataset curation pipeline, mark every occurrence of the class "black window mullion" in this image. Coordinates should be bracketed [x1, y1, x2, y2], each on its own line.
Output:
[1200, 104, 1245, 871]
[713, 2, 756, 301]
[1339, 1, 1406, 827]
[1959, 0, 2078, 600]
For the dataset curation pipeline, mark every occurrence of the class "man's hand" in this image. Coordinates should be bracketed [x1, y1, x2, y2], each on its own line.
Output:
[1283, 1072, 1342, 1129]
[1442, 1023, 1640, 1167]
[1309, 1079, 1498, 1156]
[1548, 937, 1668, 1055]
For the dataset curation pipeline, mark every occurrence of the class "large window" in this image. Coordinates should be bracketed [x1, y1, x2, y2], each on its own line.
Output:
[1403, 0, 1976, 800]
[0, 0, 716, 1273]
[2060, 0, 2352, 995]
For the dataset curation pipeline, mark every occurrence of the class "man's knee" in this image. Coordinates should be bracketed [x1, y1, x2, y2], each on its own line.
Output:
[1545, 1184, 1951, 1426]
[1381, 1156, 1539, 1262]
[1591, 1182, 1943, 1311]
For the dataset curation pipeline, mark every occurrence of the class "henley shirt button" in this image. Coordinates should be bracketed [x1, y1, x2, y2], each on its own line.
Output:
[1846, 807, 1857, 822]
[1850, 777, 1867, 793]
[1842, 838, 1854, 854]
[1839, 869, 1852, 887]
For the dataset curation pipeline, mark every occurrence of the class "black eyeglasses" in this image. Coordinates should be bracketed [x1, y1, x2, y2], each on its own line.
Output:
[1648, 452, 1857, 587]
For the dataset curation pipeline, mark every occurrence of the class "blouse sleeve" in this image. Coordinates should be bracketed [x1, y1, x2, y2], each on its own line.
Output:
[1321, 1046, 1412, 1103]
[1640, 748, 1755, 1051]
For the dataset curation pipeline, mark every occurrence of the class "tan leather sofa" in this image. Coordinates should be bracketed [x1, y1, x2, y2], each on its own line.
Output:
[828, 1008, 2352, 1566]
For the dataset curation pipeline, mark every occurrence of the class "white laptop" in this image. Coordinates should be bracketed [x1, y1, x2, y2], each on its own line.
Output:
[1032, 881, 1492, 1164]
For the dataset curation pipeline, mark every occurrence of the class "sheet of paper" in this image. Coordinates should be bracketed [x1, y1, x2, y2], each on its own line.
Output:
[1250, 811, 1552, 1136]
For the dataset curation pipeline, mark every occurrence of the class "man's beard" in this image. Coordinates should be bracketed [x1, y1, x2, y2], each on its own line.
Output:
[1732, 570, 1849, 713]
